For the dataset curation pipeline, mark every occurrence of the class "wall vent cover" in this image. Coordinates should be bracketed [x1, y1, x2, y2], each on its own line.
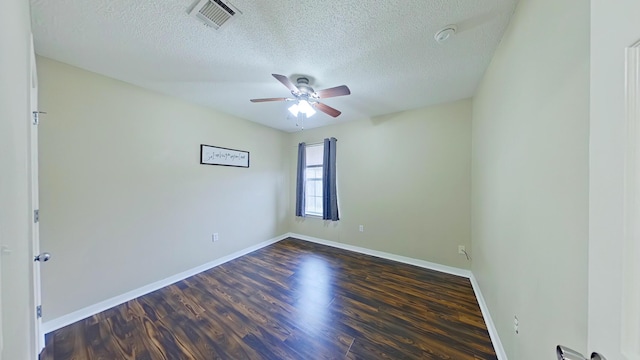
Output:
[189, 0, 242, 30]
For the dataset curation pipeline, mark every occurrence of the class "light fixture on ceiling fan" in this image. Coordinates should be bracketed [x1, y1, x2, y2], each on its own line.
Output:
[288, 99, 316, 117]
[250, 74, 351, 119]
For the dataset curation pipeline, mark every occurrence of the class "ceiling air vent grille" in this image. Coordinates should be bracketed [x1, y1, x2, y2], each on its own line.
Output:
[189, 0, 241, 30]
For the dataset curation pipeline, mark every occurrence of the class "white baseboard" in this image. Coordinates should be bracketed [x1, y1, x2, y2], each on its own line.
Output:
[41, 234, 288, 334]
[469, 273, 508, 360]
[286, 232, 507, 360]
[286, 232, 472, 278]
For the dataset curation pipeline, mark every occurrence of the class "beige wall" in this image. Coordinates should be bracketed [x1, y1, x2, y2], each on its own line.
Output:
[471, 0, 589, 359]
[0, 0, 37, 358]
[37, 57, 289, 321]
[288, 100, 472, 269]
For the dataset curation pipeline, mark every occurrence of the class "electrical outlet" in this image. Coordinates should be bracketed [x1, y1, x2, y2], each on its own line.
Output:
[359, 225, 364, 232]
[213, 233, 219, 242]
[514, 315, 519, 334]
[458, 245, 465, 254]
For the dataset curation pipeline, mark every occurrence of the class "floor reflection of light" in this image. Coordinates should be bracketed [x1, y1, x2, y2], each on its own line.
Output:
[295, 256, 333, 333]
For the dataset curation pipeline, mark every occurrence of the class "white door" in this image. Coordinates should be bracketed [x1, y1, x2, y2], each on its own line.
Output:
[29, 35, 46, 355]
[618, 40, 640, 360]
[582, 39, 640, 360]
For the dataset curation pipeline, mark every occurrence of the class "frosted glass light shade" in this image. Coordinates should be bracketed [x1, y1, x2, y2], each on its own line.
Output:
[288, 100, 316, 117]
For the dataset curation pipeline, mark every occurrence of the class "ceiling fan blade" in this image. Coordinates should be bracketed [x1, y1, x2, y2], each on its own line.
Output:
[314, 102, 342, 118]
[250, 97, 290, 103]
[272, 74, 299, 94]
[315, 85, 351, 99]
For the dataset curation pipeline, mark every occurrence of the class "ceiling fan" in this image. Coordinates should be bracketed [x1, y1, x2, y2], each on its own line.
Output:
[250, 74, 351, 118]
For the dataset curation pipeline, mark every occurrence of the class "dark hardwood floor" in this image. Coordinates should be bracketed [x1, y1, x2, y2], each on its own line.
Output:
[40, 238, 496, 359]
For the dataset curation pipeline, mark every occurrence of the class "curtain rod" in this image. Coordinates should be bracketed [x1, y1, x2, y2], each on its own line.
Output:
[291, 140, 322, 147]
[294, 138, 337, 146]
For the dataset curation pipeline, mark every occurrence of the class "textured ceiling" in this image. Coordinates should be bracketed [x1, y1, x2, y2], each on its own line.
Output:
[30, 0, 518, 132]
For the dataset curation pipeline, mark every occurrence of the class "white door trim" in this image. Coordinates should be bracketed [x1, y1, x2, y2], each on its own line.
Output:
[29, 35, 44, 356]
[622, 39, 640, 360]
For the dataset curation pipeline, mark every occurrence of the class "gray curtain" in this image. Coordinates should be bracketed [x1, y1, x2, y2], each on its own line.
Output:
[295, 142, 306, 217]
[322, 137, 339, 221]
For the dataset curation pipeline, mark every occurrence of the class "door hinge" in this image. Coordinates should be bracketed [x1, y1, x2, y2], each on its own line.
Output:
[32, 111, 46, 125]
[34, 209, 39, 223]
[36, 305, 42, 318]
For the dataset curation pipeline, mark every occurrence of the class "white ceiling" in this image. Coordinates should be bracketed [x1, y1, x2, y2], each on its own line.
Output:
[30, 0, 518, 132]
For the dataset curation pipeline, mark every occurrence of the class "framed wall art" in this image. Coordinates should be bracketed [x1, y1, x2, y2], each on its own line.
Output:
[200, 144, 249, 168]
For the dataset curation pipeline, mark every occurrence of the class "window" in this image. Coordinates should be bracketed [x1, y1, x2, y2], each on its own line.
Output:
[295, 138, 338, 221]
[304, 143, 324, 216]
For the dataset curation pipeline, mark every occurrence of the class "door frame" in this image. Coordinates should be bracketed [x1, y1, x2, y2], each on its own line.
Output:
[622, 39, 640, 360]
[29, 34, 44, 355]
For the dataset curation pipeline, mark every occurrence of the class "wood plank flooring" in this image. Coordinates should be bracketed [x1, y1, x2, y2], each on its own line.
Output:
[40, 238, 496, 359]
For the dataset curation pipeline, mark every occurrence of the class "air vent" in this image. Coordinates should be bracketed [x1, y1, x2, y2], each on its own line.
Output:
[189, 0, 241, 30]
